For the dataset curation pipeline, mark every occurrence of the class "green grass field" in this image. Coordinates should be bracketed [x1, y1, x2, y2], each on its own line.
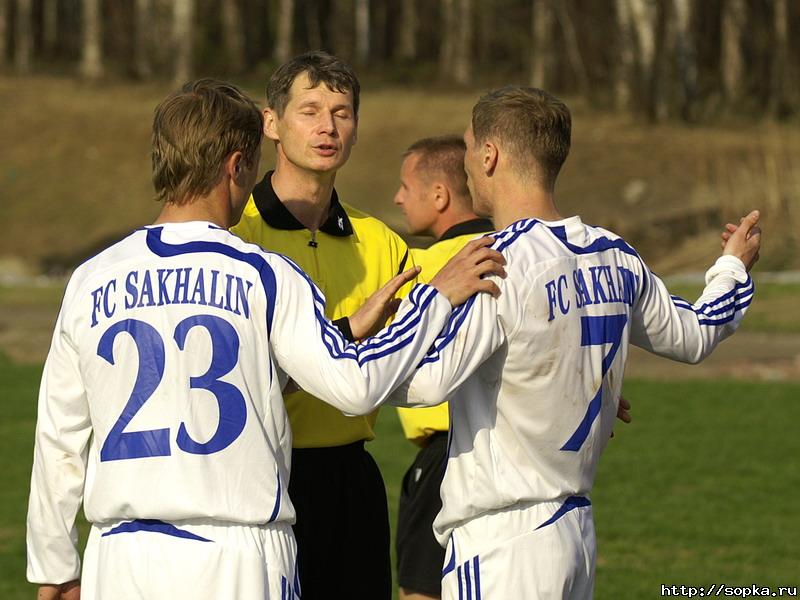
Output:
[2, 353, 798, 598]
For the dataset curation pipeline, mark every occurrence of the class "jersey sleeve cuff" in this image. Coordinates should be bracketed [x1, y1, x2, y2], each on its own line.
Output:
[706, 255, 748, 284]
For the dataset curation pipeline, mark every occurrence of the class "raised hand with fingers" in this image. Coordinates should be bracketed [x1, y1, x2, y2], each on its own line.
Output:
[429, 237, 507, 306]
[720, 210, 762, 271]
[348, 265, 422, 339]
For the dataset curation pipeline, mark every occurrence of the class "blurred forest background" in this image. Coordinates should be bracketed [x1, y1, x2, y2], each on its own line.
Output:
[1, 0, 799, 282]
[2, 0, 800, 120]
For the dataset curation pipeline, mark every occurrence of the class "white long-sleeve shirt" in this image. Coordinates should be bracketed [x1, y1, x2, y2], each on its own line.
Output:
[26, 221, 453, 584]
[392, 216, 753, 545]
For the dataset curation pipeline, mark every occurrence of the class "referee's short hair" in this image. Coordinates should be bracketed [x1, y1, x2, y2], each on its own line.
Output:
[151, 78, 262, 205]
[267, 51, 360, 118]
[472, 86, 571, 191]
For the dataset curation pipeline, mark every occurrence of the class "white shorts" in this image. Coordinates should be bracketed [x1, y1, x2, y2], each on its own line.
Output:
[81, 518, 299, 599]
[441, 496, 595, 600]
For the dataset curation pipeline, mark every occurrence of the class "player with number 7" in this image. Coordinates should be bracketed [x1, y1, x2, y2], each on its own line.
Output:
[389, 87, 761, 600]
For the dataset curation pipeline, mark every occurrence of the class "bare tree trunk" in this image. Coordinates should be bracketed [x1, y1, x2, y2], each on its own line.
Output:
[651, 0, 676, 121]
[221, 0, 245, 72]
[720, 0, 745, 104]
[305, 0, 322, 51]
[398, 0, 416, 61]
[475, 0, 493, 67]
[15, 0, 33, 73]
[274, 0, 293, 64]
[133, 0, 152, 78]
[42, 0, 59, 56]
[552, 0, 589, 97]
[629, 0, 657, 117]
[530, 0, 554, 88]
[173, 0, 193, 83]
[438, 0, 455, 80]
[79, 0, 103, 78]
[355, 0, 369, 65]
[673, 0, 696, 121]
[769, 0, 789, 117]
[630, 0, 657, 84]
[0, 0, 8, 69]
[452, 0, 472, 84]
[614, 0, 635, 110]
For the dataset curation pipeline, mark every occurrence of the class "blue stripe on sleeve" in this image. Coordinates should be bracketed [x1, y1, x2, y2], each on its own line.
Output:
[273, 254, 442, 366]
[670, 277, 754, 326]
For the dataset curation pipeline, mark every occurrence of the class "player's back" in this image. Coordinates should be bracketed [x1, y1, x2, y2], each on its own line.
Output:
[432, 216, 644, 542]
[49, 222, 293, 526]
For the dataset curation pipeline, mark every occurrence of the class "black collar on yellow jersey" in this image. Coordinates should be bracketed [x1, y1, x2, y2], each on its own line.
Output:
[251, 170, 354, 236]
[438, 218, 494, 242]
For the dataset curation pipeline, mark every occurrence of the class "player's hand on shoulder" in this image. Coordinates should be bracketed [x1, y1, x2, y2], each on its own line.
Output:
[38, 580, 80, 600]
[720, 210, 761, 272]
[430, 236, 507, 306]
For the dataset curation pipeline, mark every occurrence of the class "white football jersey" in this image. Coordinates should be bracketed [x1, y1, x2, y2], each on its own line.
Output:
[27, 221, 453, 584]
[392, 216, 753, 545]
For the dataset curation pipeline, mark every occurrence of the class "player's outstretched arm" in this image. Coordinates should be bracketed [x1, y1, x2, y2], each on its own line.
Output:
[389, 240, 513, 408]
[629, 210, 761, 364]
[268, 242, 505, 415]
[346, 237, 505, 340]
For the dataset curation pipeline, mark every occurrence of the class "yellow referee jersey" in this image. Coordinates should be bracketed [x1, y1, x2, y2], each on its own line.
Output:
[231, 171, 414, 448]
[397, 218, 494, 445]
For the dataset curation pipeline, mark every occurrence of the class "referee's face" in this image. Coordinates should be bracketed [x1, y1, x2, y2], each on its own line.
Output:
[266, 72, 358, 175]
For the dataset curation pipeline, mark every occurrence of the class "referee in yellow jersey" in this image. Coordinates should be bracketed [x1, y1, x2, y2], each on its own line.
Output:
[392, 136, 493, 600]
[232, 52, 414, 599]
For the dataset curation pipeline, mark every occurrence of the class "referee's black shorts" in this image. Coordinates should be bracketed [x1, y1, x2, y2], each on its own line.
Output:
[289, 441, 391, 600]
[396, 431, 448, 597]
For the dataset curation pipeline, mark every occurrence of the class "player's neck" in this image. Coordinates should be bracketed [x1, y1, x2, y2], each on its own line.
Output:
[271, 156, 337, 232]
[491, 186, 562, 230]
[153, 191, 232, 229]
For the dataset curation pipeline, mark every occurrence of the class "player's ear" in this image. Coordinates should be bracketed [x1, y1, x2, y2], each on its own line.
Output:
[226, 151, 244, 183]
[263, 108, 279, 141]
[484, 141, 498, 176]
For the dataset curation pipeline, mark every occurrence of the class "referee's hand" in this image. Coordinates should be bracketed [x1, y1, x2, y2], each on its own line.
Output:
[349, 265, 422, 339]
[430, 236, 507, 306]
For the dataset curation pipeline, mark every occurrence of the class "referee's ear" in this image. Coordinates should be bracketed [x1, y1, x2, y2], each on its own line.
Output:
[263, 107, 279, 142]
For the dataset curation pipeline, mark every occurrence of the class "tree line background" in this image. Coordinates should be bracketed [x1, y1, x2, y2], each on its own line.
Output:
[0, 0, 800, 121]
[1, 0, 799, 122]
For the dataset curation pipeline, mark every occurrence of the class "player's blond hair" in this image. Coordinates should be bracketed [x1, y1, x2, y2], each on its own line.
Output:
[472, 86, 571, 191]
[151, 79, 263, 205]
